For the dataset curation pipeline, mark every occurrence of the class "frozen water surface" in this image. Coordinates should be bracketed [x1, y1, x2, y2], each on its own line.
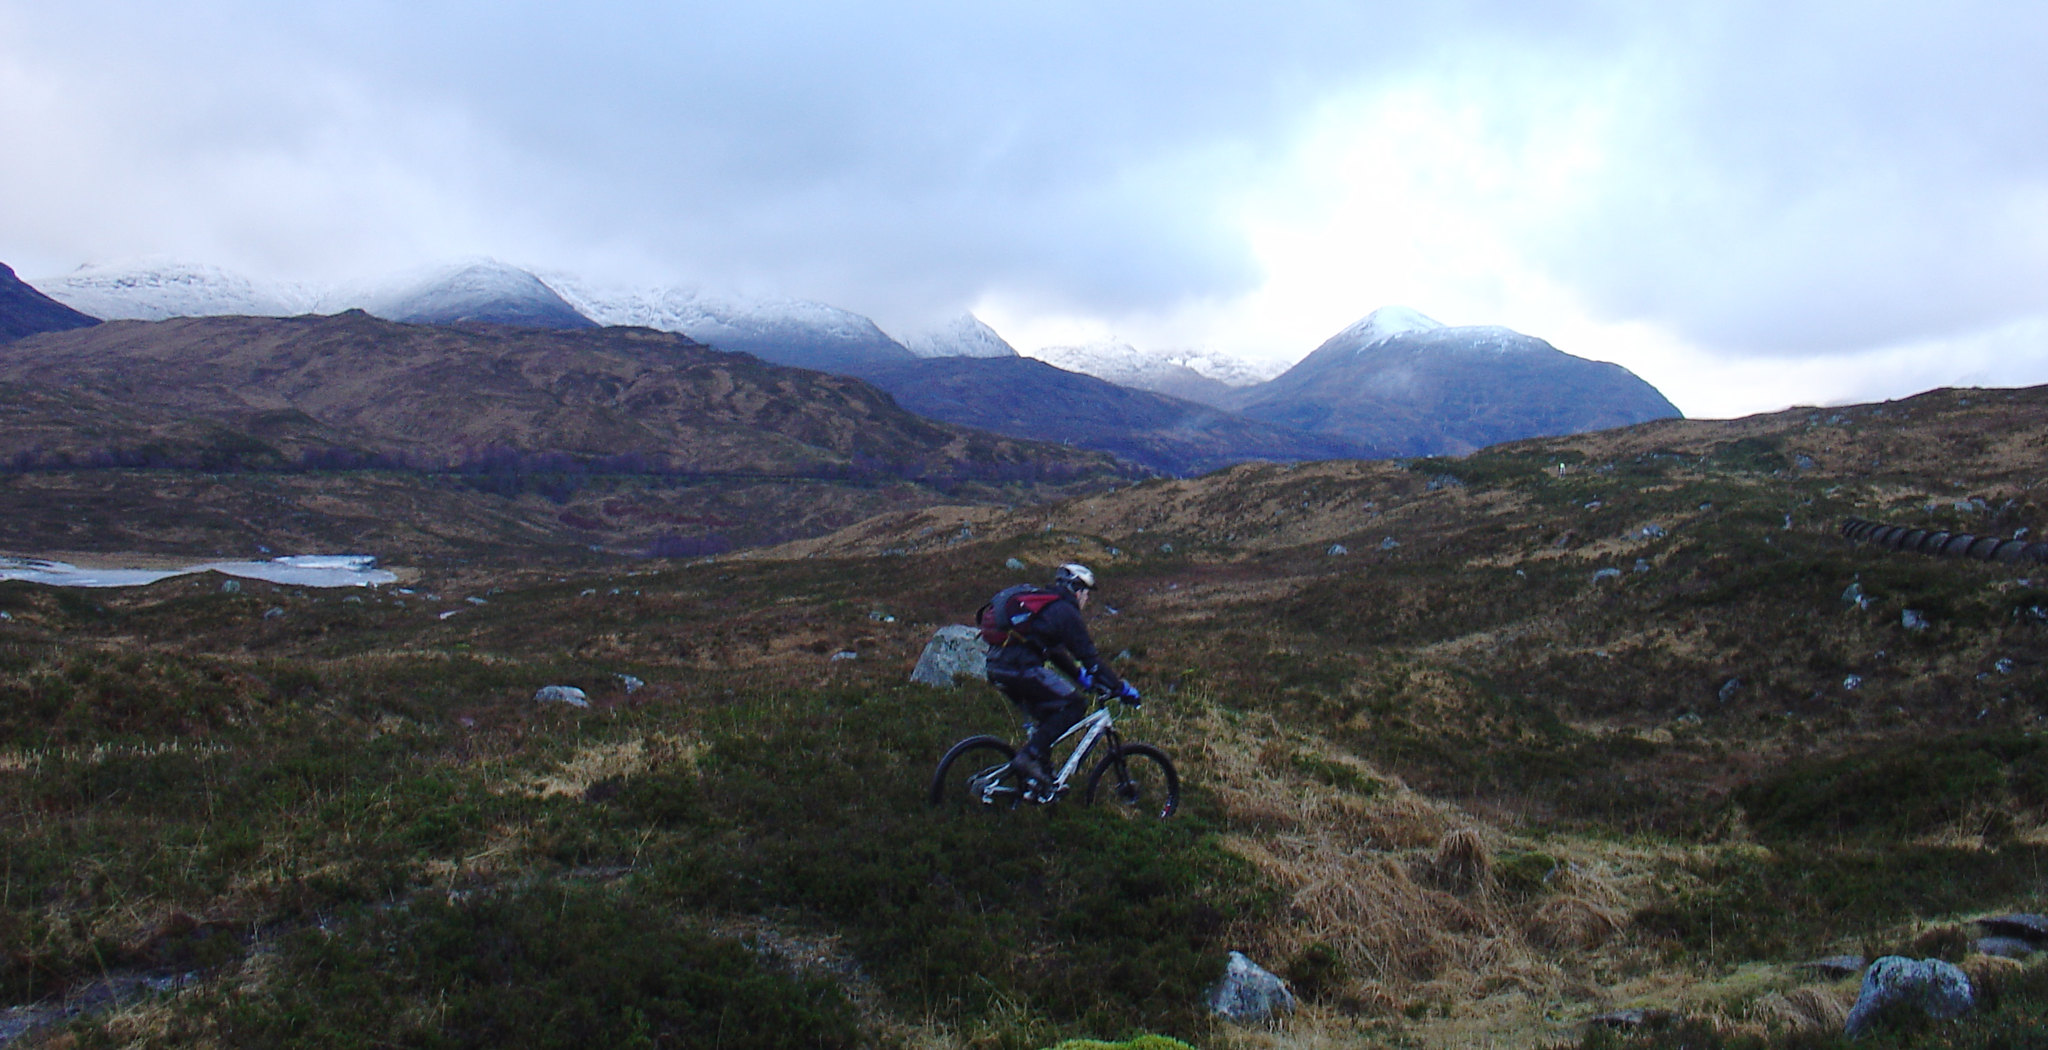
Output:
[0, 555, 396, 589]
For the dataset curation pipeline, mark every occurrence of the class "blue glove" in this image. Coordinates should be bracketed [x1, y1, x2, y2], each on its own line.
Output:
[1118, 681, 1142, 707]
[1075, 667, 1095, 690]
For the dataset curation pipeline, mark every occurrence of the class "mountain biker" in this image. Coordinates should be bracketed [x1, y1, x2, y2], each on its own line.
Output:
[984, 562, 1142, 795]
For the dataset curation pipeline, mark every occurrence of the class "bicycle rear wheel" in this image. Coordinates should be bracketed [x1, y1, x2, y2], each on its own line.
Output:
[928, 735, 1021, 811]
[1084, 743, 1179, 818]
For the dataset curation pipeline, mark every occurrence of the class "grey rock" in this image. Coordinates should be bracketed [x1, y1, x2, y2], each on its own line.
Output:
[262, 607, 284, 620]
[1974, 936, 2036, 959]
[1327, 544, 1348, 556]
[1158, 543, 1174, 554]
[1634, 559, 1651, 573]
[1902, 609, 1930, 632]
[1842, 582, 1865, 606]
[1379, 536, 1400, 551]
[1797, 954, 1867, 979]
[1995, 657, 2015, 675]
[1210, 950, 1295, 1023]
[1843, 675, 1863, 690]
[1718, 677, 1742, 703]
[1640, 524, 1667, 539]
[830, 650, 859, 661]
[910, 625, 986, 688]
[220, 579, 241, 594]
[1844, 956, 1972, 1037]
[534, 685, 589, 708]
[1975, 913, 2048, 942]
[617, 674, 644, 694]
[1004, 557, 1027, 570]
[1593, 567, 1622, 582]
[1589, 1008, 1677, 1030]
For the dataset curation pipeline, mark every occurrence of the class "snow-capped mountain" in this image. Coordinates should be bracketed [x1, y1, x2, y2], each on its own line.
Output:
[1229, 307, 1681, 456]
[344, 261, 595, 329]
[890, 313, 1018, 359]
[546, 276, 915, 373]
[1027, 341, 1283, 408]
[31, 261, 320, 321]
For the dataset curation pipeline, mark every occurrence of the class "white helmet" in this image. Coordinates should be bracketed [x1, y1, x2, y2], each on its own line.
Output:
[1054, 562, 1096, 592]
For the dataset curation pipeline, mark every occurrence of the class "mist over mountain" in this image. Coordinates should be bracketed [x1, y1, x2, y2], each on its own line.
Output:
[1028, 341, 1280, 408]
[1229, 307, 1682, 456]
[1, 262, 99, 342]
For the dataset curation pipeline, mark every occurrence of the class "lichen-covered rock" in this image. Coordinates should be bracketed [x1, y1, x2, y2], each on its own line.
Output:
[1210, 950, 1295, 1023]
[1844, 956, 1972, 1037]
[910, 625, 986, 688]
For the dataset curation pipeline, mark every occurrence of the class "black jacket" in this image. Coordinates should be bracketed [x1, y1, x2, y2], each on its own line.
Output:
[985, 587, 1124, 690]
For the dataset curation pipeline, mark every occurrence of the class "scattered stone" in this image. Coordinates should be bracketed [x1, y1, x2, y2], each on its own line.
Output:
[1004, 557, 1027, 570]
[1584, 500, 1603, 510]
[438, 610, 461, 620]
[1902, 609, 1930, 632]
[1327, 544, 1348, 556]
[1797, 955, 1867, 979]
[1588, 1008, 1678, 1031]
[1699, 502, 1714, 511]
[1844, 956, 1972, 1037]
[830, 650, 859, 661]
[910, 625, 986, 688]
[466, 596, 487, 605]
[1974, 936, 2036, 959]
[1158, 543, 1174, 554]
[1593, 567, 1622, 582]
[220, 579, 241, 594]
[1640, 523, 1667, 538]
[1209, 950, 1295, 1024]
[617, 674, 644, 694]
[1718, 677, 1742, 703]
[262, 607, 285, 620]
[1634, 559, 1651, 573]
[1995, 658, 2015, 675]
[580, 588, 598, 597]
[1795, 454, 1817, 470]
[1843, 675, 1863, 690]
[1843, 582, 1866, 606]
[534, 685, 589, 708]
[1975, 914, 2048, 942]
[1379, 537, 1400, 551]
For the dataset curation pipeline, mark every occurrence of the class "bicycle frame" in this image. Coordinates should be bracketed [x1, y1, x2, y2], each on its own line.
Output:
[1043, 705, 1121, 793]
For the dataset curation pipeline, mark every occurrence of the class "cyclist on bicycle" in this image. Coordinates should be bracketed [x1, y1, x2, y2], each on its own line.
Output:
[984, 562, 1142, 794]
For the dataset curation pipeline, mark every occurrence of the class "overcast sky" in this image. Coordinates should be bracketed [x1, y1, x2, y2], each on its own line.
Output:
[4, 1, 2046, 418]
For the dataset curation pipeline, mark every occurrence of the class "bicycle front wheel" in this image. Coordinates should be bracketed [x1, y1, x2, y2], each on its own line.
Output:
[1084, 743, 1179, 818]
[928, 735, 1021, 811]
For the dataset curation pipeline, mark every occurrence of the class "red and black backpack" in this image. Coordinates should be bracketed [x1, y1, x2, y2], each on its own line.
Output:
[976, 584, 1064, 648]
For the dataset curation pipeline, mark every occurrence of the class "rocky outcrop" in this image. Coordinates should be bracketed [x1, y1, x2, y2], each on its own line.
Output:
[1844, 956, 1972, 1037]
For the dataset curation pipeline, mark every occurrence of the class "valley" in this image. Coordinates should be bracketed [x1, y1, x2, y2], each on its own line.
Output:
[4, 372, 2047, 1048]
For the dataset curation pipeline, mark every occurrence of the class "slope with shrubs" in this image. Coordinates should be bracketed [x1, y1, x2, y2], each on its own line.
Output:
[4, 385, 2048, 1048]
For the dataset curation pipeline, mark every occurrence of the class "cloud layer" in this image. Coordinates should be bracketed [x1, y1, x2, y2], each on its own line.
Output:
[3, 1, 2045, 416]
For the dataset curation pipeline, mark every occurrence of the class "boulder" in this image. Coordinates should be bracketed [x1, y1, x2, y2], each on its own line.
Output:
[1844, 956, 1972, 1037]
[911, 625, 986, 688]
[1209, 950, 1295, 1024]
[534, 685, 589, 707]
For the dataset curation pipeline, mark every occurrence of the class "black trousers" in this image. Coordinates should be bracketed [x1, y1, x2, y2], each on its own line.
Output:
[987, 665, 1087, 766]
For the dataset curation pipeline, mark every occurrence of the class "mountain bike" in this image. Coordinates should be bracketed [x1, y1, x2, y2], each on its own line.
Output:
[927, 687, 1179, 818]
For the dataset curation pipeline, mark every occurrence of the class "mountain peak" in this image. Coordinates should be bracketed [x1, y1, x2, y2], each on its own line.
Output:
[1334, 306, 1445, 350]
[892, 313, 1018, 359]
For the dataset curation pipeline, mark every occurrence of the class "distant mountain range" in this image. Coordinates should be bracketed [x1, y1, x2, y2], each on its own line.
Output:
[20, 259, 1683, 470]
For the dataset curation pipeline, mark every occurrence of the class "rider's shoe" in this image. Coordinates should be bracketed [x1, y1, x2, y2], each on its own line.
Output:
[1010, 750, 1049, 799]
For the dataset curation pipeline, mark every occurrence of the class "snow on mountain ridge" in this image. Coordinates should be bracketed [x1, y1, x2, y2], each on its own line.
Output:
[1028, 341, 1281, 388]
[32, 261, 320, 321]
[891, 314, 1018, 358]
